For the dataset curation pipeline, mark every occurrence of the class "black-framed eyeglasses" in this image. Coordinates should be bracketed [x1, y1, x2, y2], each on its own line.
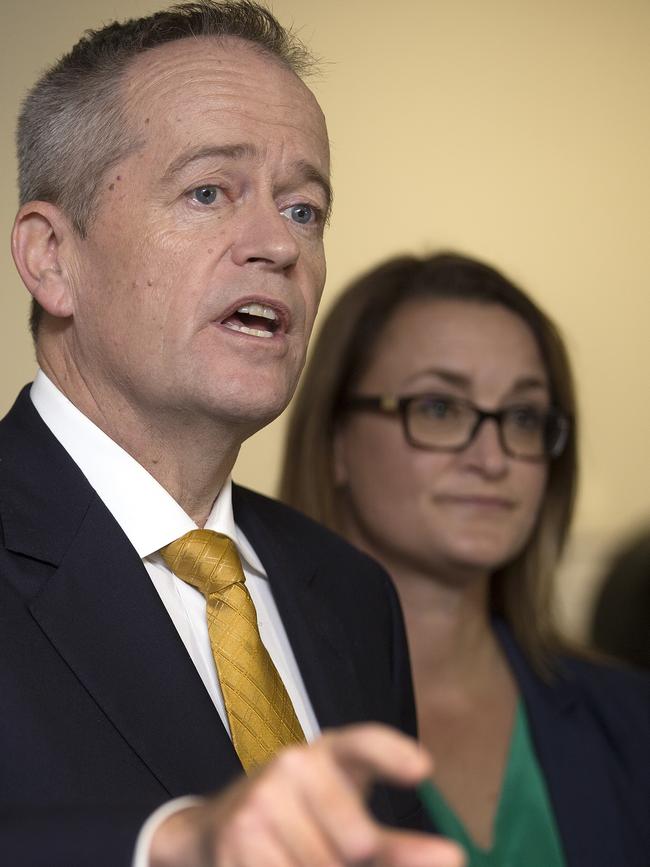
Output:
[344, 392, 570, 461]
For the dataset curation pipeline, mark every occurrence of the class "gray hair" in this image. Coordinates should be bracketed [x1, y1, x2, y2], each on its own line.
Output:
[16, 1, 317, 339]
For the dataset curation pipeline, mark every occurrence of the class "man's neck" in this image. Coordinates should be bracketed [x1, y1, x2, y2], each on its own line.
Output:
[40, 359, 243, 527]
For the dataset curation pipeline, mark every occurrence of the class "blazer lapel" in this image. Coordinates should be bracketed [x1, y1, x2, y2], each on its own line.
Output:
[496, 622, 626, 867]
[0, 390, 242, 797]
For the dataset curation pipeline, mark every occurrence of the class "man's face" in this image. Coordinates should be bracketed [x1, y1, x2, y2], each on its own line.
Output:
[65, 37, 330, 435]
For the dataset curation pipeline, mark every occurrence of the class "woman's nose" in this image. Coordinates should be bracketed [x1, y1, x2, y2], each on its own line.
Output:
[461, 417, 509, 476]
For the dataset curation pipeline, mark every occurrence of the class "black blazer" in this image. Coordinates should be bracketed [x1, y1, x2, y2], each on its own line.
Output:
[495, 622, 650, 867]
[0, 388, 421, 866]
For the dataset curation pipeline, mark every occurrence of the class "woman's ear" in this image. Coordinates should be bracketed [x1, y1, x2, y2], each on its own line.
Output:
[11, 201, 76, 319]
[333, 424, 350, 487]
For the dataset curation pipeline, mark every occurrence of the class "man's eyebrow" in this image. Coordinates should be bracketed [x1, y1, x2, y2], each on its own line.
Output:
[162, 144, 256, 182]
[161, 145, 333, 219]
[292, 159, 333, 223]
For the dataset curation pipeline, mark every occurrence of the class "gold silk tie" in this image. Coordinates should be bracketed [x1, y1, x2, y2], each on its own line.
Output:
[160, 529, 305, 772]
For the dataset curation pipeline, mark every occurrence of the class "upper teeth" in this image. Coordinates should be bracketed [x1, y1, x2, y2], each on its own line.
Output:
[237, 303, 278, 320]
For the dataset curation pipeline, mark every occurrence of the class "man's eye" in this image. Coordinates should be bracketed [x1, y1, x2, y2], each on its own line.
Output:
[191, 185, 219, 205]
[282, 203, 316, 225]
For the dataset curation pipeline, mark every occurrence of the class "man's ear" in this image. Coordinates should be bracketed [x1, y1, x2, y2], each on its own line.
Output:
[11, 201, 77, 319]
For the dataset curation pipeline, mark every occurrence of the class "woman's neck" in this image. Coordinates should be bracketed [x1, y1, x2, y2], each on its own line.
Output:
[396, 566, 499, 686]
[340, 514, 509, 695]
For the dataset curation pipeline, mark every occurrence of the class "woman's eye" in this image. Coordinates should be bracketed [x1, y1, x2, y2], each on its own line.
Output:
[509, 406, 544, 429]
[191, 185, 219, 205]
[418, 397, 455, 419]
[282, 203, 316, 225]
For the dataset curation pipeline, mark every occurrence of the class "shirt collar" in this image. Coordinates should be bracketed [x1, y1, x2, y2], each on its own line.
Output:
[29, 370, 265, 575]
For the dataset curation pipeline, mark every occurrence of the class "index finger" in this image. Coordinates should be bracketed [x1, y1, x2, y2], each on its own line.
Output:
[320, 722, 433, 790]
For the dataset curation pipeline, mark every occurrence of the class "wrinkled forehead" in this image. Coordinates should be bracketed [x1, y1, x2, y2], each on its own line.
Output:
[119, 35, 329, 166]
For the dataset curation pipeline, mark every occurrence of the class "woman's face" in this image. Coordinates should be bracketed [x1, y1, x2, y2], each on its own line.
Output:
[334, 299, 550, 582]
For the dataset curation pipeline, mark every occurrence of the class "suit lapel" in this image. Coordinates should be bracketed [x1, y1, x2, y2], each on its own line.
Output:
[29, 499, 242, 796]
[496, 622, 625, 867]
[233, 486, 368, 730]
[234, 487, 419, 828]
[0, 390, 241, 797]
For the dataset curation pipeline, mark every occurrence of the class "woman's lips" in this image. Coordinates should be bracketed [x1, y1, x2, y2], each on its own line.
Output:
[434, 494, 516, 510]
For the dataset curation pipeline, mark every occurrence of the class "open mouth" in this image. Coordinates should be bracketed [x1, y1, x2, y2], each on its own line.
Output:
[221, 303, 282, 339]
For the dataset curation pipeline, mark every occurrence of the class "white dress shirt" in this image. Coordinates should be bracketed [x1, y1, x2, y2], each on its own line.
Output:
[29, 370, 320, 862]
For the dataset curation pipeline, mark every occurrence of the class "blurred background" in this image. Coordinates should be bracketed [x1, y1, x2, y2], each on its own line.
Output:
[2, 0, 648, 640]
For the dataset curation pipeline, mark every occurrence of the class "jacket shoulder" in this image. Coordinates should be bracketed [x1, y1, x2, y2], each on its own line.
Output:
[232, 483, 388, 577]
[560, 653, 650, 731]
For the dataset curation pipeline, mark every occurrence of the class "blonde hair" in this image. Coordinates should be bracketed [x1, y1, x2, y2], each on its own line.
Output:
[280, 252, 578, 674]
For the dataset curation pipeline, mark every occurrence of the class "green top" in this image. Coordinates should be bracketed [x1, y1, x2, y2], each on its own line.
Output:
[419, 701, 566, 867]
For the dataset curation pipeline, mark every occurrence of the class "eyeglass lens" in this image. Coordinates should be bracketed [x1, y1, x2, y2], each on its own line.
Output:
[406, 395, 561, 458]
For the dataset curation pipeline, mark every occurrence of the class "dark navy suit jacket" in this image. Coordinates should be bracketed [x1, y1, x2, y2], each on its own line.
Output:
[0, 388, 421, 866]
[493, 621, 650, 867]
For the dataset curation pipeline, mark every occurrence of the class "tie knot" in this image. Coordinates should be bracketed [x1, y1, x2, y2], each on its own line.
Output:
[160, 529, 245, 596]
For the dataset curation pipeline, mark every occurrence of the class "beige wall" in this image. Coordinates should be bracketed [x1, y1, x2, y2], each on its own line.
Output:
[2, 0, 649, 636]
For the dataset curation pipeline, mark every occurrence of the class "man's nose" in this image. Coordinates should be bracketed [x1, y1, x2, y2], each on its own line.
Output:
[230, 199, 301, 270]
[462, 417, 509, 476]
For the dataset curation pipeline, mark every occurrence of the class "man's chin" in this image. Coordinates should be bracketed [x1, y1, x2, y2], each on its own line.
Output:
[204, 393, 292, 438]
